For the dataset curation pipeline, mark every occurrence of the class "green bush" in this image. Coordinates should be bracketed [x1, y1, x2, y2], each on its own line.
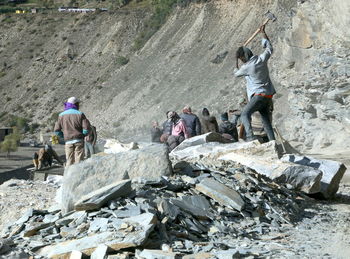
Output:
[8, 115, 29, 132]
[133, 0, 177, 50]
[116, 56, 129, 66]
[29, 123, 40, 134]
[0, 127, 21, 157]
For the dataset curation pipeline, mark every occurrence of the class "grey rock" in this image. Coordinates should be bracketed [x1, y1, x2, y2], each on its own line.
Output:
[74, 180, 132, 211]
[91, 244, 108, 259]
[114, 205, 141, 218]
[15, 208, 34, 225]
[138, 249, 178, 259]
[39, 214, 156, 258]
[56, 211, 86, 226]
[43, 214, 60, 224]
[89, 218, 109, 233]
[275, 165, 322, 194]
[218, 142, 322, 194]
[60, 226, 77, 238]
[158, 199, 180, 220]
[170, 195, 213, 219]
[211, 51, 229, 64]
[23, 222, 53, 237]
[172, 132, 231, 153]
[281, 154, 347, 197]
[61, 145, 172, 213]
[196, 178, 245, 211]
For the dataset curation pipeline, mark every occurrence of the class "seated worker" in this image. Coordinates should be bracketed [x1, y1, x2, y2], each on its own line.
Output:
[167, 111, 190, 151]
[200, 108, 219, 134]
[33, 144, 63, 170]
[151, 121, 162, 143]
[219, 112, 238, 142]
[180, 106, 201, 137]
[160, 111, 173, 143]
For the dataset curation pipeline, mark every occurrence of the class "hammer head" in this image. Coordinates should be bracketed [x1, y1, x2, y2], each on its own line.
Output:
[265, 11, 277, 22]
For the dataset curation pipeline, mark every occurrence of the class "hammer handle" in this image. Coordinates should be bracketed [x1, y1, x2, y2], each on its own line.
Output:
[243, 18, 270, 46]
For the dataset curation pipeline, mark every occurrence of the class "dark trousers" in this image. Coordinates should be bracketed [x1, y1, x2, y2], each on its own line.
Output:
[167, 135, 185, 151]
[241, 95, 275, 141]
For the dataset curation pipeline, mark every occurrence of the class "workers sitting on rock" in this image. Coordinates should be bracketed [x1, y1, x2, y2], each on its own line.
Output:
[219, 112, 238, 142]
[160, 111, 173, 143]
[200, 108, 219, 134]
[54, 97, 90, 167]
[150, 121, 162, 143]
[167, 111, 190, 151]
[180, 106, 201, 137]
[234, 25, 276, 142]
[33, 144, 63, 170]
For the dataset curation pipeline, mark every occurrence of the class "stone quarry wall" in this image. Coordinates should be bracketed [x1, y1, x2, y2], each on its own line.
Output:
[0, 0, 349, 154]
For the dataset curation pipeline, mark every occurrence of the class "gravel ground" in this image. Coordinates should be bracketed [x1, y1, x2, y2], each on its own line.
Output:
[0, 179, 58, 232]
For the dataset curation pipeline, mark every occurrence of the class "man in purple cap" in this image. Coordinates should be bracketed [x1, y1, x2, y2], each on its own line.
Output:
[54, 97, 90, 167]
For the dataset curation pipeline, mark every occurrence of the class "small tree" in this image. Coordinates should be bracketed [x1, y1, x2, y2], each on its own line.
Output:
[0, 135, 18, 157]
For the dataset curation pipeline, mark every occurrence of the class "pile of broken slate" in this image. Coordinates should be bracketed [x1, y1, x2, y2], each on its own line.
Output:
[0, 133, 347, 259]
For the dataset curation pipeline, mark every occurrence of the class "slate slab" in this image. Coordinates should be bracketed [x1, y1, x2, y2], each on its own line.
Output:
[196, 178, 245, 211]
[74, 180, 132, 211]
[281, 154, 347, 198]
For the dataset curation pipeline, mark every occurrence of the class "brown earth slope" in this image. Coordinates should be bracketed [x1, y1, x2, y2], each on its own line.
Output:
[0, 0, 349, 155]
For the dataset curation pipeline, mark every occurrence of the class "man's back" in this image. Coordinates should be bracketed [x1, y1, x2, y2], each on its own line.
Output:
[234, 39, 276, 99]
[180, 113, 201, 136]
[54, 109, 88, 141]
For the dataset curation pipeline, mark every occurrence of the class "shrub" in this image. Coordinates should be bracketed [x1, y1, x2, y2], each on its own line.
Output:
[116, 56, 129, 66]
[8, 115, 29, 132]
[1, 127, 21, 157]
[29, 123, 40, 134]
[0, 135, 18, 157]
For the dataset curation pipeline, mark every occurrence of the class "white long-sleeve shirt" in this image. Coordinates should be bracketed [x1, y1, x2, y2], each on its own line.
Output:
[234, 39, 276, 100]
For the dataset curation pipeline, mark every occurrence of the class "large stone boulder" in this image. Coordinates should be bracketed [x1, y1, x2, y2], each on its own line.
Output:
[61, 144, 172, 213]
[104, 139, 139, 154]
[281, 154, 347, 198]
[171, 132, 232, 153]
[218, 142, 322, 194]
[171, 141, 322, 194]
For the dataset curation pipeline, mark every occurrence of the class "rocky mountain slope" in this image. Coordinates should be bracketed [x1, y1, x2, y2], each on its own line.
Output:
[0, 0, 349, 155]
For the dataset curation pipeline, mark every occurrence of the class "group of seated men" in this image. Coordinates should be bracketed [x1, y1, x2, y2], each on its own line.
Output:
[151, 105, 254, 150]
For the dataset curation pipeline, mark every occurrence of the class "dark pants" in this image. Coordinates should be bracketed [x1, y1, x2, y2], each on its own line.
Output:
[84, 141, 95, 158]
[167, 135, 185, 151]
[241, 95, 275, 141]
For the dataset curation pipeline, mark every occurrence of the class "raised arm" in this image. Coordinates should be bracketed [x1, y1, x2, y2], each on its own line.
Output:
[259, 25, 273, 62]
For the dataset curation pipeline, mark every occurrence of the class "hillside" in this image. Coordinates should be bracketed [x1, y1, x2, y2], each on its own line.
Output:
[0, 0, 349, 156]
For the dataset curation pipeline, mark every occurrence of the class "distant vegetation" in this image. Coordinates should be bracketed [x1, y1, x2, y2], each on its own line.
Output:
[0, 127, 21, 157]
[116, 55, 129, 65]
[133, 0, 208, 50]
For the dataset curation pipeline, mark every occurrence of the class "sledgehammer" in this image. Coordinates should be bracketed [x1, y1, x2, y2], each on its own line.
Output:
[243, 11, 277, 46]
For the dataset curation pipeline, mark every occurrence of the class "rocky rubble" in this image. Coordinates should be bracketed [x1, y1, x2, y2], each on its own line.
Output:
[1, 162, 310, 258]
[0, 139, 346, 258]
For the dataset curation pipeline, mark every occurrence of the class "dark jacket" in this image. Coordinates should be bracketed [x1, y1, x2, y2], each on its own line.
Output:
[180, 113, 201, 137]
[201, 116, 219, 134]
[54, 108, 89, 142]
[151, 127, 162, 143]
[85, 125, 97, 145]
[219, 121, 238, 141]
[162, 119, 173, 135]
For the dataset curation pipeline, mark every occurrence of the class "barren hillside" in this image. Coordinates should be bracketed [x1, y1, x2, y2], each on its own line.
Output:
[0, 0, 349, 155]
